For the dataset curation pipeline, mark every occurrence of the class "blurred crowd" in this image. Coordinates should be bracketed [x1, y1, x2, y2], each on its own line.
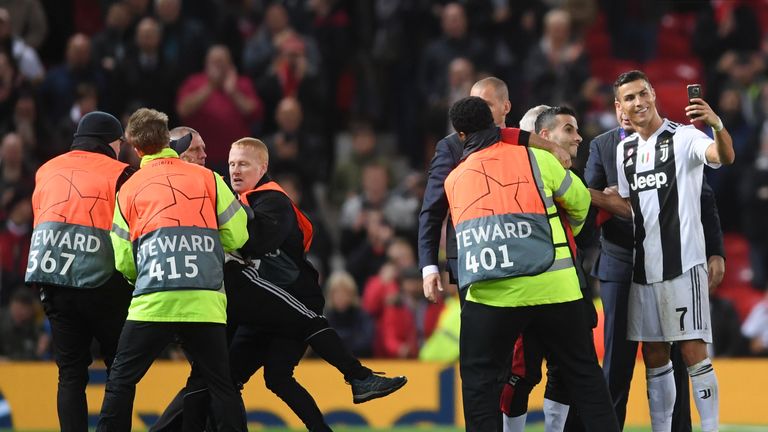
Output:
[2, 0, 768, 362]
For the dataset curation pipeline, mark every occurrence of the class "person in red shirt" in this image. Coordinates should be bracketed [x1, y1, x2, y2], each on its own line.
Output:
[376, 267, 443, 358]
[176, 45, 262, 173]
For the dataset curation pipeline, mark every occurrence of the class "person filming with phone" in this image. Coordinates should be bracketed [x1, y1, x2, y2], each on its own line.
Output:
[589, 70, 734, 432]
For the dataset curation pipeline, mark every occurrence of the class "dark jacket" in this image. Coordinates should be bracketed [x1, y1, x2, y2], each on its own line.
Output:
[240, 175, 324, 312]
[585, 126, 725, 282]
[418, 133, 463, 274]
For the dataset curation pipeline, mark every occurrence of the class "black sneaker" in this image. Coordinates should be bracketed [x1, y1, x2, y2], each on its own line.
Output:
[349, 372, 407, 404]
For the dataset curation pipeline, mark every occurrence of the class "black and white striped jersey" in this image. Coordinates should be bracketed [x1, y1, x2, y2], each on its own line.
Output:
[616, 119, 720, 284]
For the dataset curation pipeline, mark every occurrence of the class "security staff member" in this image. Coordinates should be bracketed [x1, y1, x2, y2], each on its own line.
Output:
[26, 111, 135, 432]
[96, 108, 249, 432]
[446, 97, 618, 432]
[420, 77, 570, 303]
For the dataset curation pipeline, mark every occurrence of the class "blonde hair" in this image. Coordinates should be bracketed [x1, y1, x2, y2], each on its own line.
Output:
[325, 271, 359, 307]
[126, 108, 170, 154]
[231, 137, 269, 164]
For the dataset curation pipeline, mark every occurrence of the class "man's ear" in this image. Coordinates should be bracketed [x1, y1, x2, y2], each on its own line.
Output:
[457, 131, 467, 142]
[539, 129, 550, 140]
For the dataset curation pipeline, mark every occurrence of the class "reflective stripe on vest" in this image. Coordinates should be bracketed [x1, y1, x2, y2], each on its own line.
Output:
[444, 143, 557, 289]
[240, 181, 314, 252]
[118, 158, 224, 296]
[26, 151, 127, 288]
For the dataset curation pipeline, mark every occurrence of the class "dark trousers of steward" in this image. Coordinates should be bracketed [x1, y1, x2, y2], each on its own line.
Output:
[460, 298, 619, 432]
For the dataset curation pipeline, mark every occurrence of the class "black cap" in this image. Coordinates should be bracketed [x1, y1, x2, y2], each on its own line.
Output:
[170, 133, 192, 154]
[73, 111, 123, 146]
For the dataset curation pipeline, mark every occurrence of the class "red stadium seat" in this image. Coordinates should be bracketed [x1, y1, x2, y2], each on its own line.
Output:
[591, 58, 641, 85]
[585, 32, 611, 58]
[644, 58, 702, 84]
[718, 233, 766, 322]
[656, 33, 692, 58]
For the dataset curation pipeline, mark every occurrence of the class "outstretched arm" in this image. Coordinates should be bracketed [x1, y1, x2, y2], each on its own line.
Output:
[686, 97, 735, 165]
[588, 187, 631, 219]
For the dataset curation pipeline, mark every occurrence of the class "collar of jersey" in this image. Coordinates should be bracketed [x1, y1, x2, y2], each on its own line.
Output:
[140, 147, 180, 167]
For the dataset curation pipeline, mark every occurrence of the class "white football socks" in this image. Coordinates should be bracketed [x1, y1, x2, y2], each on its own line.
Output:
[543, 398, 569, 432]
[502, 412, 526, 432]
[688, 358, 719, 432]
[646, 361, 675, 432]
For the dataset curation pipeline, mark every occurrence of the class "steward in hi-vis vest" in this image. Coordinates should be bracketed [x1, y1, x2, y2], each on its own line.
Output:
[445, 138, 589, 307]
[111, 148, 248, 322]
[447, 96, 618, 432]
[27, 111, 136, 432]
[27, 148, 130, 288]
[97, 108, 248, 432]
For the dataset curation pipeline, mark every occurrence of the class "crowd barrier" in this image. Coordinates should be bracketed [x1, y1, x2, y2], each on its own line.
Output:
[0, 359, 766, 429]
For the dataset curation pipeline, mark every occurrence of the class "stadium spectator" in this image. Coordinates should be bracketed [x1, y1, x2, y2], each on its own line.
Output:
[111, 17, 178, 123]
[0, 90, 59, 163]
[329, 121, 388, 206]
[39, 33, 106, 125]
[0, 132, 34, 210]
[741, 130, 768, 291]
[709, 283, 748, 357]
[419, 273, 461, 362]
[741, 290, 768, 356]
[176, 44, 262, 173]
[375, 266, 442, 358]
[154, 0, 209, 79]
[0, 50, 19, 119]
[266, 97, 326, 209]
[242, 3, 321, 79]
[0, 7, 43, 83]
[0, 288, 47, 360]
[1, 0, 47, 49]
[524, 8, 590, 108]
[362, 237, 416, 319]
[420, 3, 488, 116]
[425, 56, 476, 141]
[325, 270, 374, 358]
[0, 187, 30, 306]
[255, 30, 325, 136]
[91, 2, 132, 72]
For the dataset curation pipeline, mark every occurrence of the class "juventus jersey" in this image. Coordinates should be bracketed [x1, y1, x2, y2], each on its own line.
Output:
[617, 119, 719, 284]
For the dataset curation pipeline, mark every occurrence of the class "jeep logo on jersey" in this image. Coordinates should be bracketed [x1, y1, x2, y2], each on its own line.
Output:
[629, 171, 668, 192]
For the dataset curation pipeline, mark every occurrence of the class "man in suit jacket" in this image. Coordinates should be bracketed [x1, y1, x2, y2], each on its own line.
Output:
[420, 77, 569, 302]
[585, 104, 725, 432]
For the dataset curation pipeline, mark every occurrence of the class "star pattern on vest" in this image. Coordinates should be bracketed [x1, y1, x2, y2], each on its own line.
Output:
[130, 173, 214, 235]
[37, 169, 110, 227]
[451, 158, 532, 222]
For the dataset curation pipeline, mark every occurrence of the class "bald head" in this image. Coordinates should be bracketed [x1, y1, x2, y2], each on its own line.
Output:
[470, 77, 511, 127]
[136, 17, 161, 52]
[66, 34, 91, 69]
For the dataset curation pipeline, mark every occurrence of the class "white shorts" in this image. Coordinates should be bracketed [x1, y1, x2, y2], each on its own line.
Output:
[627, 264, 712, 343]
